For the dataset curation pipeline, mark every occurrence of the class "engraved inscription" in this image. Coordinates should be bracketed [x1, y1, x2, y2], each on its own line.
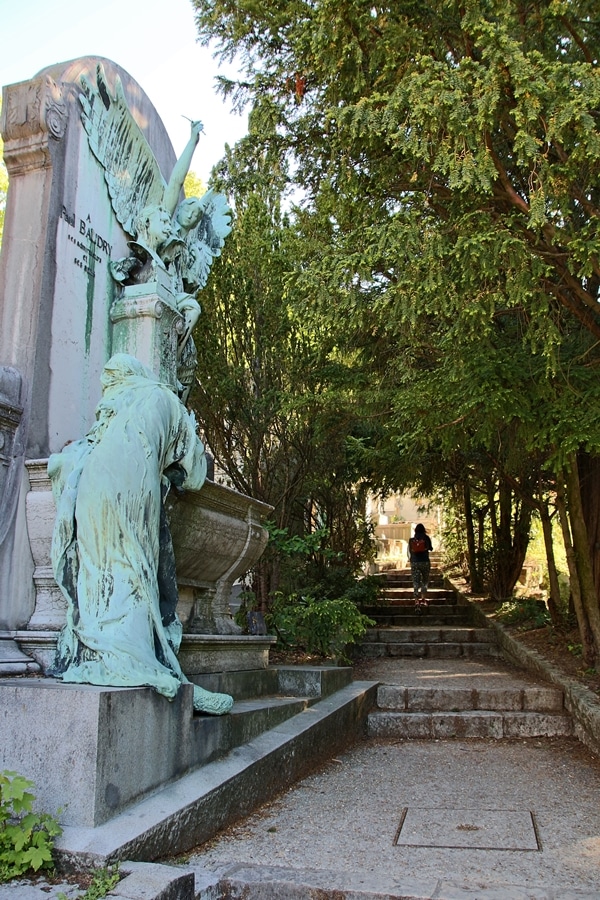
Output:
[59, 206, 113, 277]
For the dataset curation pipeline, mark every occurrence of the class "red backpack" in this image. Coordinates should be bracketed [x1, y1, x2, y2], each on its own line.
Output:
[411, 537, 428, 553]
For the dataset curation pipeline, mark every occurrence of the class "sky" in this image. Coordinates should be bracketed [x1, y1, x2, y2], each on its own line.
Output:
[1, 0, 248, 184]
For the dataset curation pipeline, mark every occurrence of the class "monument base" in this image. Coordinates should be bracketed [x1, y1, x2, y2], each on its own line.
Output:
[9, 630, 276, 674]
[0, 678, 236, 828]
[179, 633, 276, 674]
[0, 637, 40, 675]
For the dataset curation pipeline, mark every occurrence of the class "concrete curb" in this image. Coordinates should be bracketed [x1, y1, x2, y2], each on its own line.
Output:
[191, 861, 600, 899]
[457, 585, 600, 756]
[106, 862, 195, 899]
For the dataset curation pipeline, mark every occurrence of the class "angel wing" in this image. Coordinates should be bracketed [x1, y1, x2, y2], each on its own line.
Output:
[182, 189, 232, 291]
[79, 64, 166, 239]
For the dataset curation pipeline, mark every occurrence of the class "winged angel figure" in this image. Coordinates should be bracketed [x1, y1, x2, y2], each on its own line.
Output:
[79, 64, 232, 399]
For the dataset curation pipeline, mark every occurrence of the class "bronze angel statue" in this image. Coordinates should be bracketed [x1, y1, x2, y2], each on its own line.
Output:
[79, 64, 232, 400]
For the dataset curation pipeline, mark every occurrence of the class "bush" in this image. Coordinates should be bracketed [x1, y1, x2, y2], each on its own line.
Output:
[0, 771, 62, 883]
[267, 592, 374, 662]
[495, 598, 550, 630]
[311, 569, 382, 607]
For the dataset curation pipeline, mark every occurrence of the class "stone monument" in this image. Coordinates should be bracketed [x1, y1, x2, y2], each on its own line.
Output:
[0, 57, 274, 817]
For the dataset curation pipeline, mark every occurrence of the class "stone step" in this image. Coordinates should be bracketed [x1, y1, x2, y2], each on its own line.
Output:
[190, 666, 357, 761]
[193, 665, 352, 702]
[209, 697, 309, 759]
[360, 641, 501, 659]
[379, 592, 457, 606]
[369, 615, 474, 628]
[362, 609, 475, 628]
[376, 684, 565, 713]
[378, 567, 443, 575]
[380, 569, 444, 585]
[367, 709, 573, 740]
[363, 626, 492, 643]
[380, 577, 446, 589]
[363, 601, 471, 613]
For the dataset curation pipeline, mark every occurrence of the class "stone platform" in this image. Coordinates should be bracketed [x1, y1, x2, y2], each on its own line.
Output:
[0, 665, 369, 838]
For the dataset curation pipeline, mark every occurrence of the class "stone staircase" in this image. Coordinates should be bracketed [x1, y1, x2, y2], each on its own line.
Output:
[360, 566, 573, 741]
[48, 566, 573, 871]
[360, 566, 499, 659]
[368, 680, 573, 740]
[373, 559, 455, 608]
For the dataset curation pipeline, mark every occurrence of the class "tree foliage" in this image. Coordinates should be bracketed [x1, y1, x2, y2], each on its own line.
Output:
[192, 0, 600, 649]
[184, 170, 205, 199]
[190, 124, 376, 605]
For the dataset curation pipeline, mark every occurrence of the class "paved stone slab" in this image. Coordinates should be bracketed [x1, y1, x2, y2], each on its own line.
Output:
[395, 807, 540, 850]
[191, 862, 600, 899]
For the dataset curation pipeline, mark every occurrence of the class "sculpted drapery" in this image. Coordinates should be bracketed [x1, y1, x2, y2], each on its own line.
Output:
[48, 354, 233, 714]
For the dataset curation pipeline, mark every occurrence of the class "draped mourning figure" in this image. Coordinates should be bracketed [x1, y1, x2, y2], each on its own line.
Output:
[48, 354, 233, 715]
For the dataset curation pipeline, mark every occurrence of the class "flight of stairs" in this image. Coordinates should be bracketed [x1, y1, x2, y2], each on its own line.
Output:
[368, 681, 573, 740]
[360, 567, 573, 741]
[360, 566, 498, 659]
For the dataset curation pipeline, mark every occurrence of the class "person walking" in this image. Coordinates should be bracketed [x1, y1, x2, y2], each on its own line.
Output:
[408, 523, 433, 612]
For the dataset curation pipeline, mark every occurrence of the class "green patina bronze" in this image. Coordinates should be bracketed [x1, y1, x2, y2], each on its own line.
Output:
[48, 354, 233, 715]
[80, 64, 231, 402]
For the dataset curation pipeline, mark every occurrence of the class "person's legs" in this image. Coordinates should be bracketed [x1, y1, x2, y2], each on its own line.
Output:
[420, 561, 431, 604]
[412, 562, 426, 611]
[411, 563, 421, 600]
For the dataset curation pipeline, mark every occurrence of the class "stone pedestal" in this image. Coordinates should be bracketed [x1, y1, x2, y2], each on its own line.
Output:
[110, 270, 183, 390]
[0, 679, 201, 827]
[178, 634, 276, 675]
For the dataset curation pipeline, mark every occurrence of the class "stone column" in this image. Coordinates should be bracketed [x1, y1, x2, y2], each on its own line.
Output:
[110, 269, 183, 390]
[0, 75, 66, 668]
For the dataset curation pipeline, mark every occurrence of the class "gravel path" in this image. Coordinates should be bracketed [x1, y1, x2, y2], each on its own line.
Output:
[182, 657, 600, 896]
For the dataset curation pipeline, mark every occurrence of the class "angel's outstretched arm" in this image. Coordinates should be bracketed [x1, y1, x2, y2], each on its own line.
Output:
[163, 120, 204, 216]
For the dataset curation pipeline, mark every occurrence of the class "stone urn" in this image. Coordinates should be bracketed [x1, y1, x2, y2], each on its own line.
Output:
[19, 460, 274, 673]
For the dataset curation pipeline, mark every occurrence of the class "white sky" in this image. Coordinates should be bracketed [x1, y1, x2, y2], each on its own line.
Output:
[0, 0, 248, 183]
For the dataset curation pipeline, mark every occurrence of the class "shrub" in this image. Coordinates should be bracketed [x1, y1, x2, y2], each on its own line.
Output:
[267, 592, 374, 662]
[0, 771, 62, 883]
[57, 866, 121, 900]
[495, 598, 550, 630]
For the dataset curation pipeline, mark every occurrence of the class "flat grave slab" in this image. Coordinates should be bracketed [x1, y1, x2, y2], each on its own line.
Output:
[394, 806, 541, 851]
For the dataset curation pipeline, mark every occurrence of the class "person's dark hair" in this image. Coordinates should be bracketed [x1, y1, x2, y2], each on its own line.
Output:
[414, 523, 426, 536]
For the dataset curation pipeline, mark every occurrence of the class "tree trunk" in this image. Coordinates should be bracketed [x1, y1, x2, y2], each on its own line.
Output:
[475, 506, 487, 590]
[555, 474, 595, 666]
[486, 480, 531, 601]
[538, 495, 563, 626]
[564, 454, 600, 660]
[462, 480, 483, 592]
[577, 451, 600, 604]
